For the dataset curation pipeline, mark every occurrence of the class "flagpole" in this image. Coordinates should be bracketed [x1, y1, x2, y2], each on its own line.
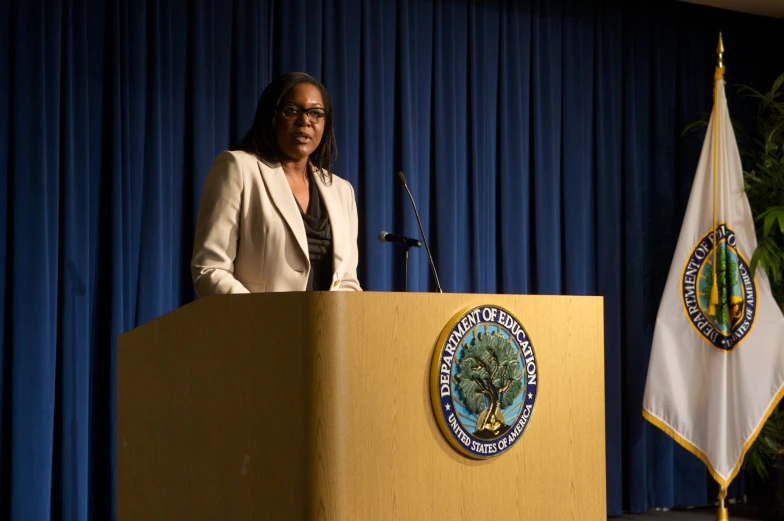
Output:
[714, 33, 729, 521]
[709, 33, 725, 317]
[717, 485, 728, 521]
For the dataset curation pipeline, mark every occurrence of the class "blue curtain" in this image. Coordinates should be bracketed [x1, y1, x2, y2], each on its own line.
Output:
[2, 0, 784, 518]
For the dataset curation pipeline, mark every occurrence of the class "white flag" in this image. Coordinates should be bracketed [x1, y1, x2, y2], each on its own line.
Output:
[642, 77, 784, 486]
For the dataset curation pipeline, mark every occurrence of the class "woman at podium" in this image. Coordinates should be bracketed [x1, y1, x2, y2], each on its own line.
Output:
[191, 72, 362, 295]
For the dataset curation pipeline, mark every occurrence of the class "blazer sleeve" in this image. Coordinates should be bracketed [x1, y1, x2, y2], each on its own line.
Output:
[337, 180, 362, 291]
[191, 151, 251, 296]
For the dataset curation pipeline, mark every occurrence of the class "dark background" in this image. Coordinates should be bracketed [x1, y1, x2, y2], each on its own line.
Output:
[2, 0, 784, 518]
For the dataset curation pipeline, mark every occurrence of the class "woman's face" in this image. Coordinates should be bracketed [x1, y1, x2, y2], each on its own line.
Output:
[275, 83, 326, 163]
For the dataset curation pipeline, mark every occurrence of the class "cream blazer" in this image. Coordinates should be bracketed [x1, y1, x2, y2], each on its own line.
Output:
[191, 150, 362, 295]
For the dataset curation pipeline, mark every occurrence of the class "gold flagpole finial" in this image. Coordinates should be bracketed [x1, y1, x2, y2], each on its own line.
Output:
[715, 33, 725, 80]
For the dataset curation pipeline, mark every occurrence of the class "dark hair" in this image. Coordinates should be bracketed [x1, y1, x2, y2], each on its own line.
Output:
[235, 72, 337, 184]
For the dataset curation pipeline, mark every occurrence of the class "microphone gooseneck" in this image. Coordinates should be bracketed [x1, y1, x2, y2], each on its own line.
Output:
[397, 171, 443, 293]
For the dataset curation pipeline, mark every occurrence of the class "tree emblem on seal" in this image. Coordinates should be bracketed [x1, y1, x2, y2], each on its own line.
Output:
[454, 332, 524, 439]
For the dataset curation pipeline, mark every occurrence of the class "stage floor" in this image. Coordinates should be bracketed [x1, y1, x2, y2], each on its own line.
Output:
[611, 504, 762, 520]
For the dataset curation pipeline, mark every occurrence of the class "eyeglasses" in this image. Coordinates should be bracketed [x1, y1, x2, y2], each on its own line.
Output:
[276, 105, 328, 123]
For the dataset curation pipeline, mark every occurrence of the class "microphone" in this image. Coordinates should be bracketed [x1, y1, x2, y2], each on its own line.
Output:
[396, 171, 443, 293]
[378, 231, 422, 248]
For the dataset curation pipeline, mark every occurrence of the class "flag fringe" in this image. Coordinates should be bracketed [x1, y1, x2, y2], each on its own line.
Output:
[643, 380, 784, 488]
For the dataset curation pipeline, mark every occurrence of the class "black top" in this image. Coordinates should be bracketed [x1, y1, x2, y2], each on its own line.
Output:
[297, 170, 333, 291]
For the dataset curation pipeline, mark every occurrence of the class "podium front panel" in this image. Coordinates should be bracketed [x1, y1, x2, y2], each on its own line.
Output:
[118, 292, 605, 521]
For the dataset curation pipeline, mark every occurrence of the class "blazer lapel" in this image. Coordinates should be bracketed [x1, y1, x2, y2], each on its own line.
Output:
[314, 173, 348, 278]
[257, 159, 309, 264]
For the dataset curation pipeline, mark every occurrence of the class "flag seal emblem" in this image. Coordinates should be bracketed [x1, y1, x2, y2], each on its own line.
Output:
[430, 305, 538, 459]
[681, 223, 758, 351]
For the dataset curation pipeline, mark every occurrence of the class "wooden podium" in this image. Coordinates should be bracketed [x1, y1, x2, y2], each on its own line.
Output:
[118, 292, 605, 520]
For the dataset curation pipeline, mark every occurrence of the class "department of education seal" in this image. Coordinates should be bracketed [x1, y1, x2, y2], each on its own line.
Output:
[430, 305, 538, 459]
[681, 223, 758, 351]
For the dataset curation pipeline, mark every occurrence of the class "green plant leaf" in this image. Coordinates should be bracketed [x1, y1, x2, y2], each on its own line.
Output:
[756, 207, 773, 222]
[681, 114, 711, 137]
[764, 211, 779, 237]
[737, 83, 765, 100]
[750, 248, 762, 278]
[770, 73, 784, 99]
[768, 249, 781, 279]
